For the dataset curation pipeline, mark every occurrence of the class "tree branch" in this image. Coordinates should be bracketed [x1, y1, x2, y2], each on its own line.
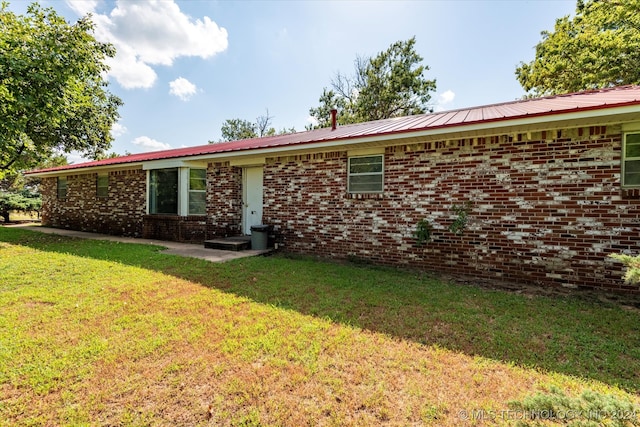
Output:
[0, 142, 26, 171]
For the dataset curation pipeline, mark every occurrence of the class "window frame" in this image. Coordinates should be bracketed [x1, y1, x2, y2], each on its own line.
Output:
[96, 173, 109, 198]
[622, 132, 640, 188]
[57, 177, 68, 199]
[188, 168, 207, 215]
[147, 167, 208, 216]
[347, 154, 384, 194]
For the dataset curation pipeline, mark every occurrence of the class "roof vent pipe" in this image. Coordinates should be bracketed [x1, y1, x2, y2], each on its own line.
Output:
[330, 109, 337, 131]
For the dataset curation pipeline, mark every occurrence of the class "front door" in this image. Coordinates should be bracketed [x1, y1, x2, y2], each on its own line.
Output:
[243, 166, 263, 234]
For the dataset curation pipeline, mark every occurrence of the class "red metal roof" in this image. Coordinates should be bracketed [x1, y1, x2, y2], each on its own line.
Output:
[30, 85, 640, 174]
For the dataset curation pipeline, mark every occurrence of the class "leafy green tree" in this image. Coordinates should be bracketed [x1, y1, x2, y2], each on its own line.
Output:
[0, 189, 41, 222]
[0, 2, 122, 176]
[0, 155, 64, 222]
[309, 37, 436, 128]
[1, 154, 67, 191]
[516, 0, 640, 96]
[218, 118, 259, 142]
[214, 109, 295, 142]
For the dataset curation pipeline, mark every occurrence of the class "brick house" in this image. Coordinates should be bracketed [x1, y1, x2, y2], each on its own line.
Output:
[29, 86, 640, 292]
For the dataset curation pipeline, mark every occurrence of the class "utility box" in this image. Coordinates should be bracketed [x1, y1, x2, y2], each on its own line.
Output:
[250, 224, 271, 250]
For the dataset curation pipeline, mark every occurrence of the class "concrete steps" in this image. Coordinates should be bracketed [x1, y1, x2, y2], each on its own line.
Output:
[204, 236, 251, 251]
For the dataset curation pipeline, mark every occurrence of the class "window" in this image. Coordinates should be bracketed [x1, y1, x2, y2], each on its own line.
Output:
[57, 177, 67, 199]
[188, 169, 206, 215]
[348, 155, 384, 193]
[148, 167, 207, 215]
[97, 174, 108, 198]
[149, 169, 178, 214]
[623, 133, 640, 187]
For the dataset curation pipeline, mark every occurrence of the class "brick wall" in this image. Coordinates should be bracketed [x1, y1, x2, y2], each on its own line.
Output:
[206, 163, 242, 238]
[41, 164, 242, 243]
[263, 125, 640, 293]
[142, 214, 207, 242]
[41, 169, 146, 236]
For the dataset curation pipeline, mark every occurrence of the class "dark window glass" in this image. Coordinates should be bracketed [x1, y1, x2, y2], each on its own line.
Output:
[149, 169, 178, 214]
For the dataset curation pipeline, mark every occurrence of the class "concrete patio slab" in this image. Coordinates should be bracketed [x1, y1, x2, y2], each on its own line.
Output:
[8, 224, 270, 263]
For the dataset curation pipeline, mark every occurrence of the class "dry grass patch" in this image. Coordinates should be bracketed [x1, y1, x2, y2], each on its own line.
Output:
[1, 227, 638, 426]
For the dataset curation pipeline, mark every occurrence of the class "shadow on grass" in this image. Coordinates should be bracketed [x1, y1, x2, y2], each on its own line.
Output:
[2, 226, 639, 393]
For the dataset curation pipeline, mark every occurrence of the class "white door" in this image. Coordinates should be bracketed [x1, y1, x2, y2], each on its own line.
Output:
[243, 167, 263, 234]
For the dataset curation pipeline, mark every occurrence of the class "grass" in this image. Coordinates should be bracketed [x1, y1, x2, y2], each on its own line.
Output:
[1, 211, 40, 222]
[0, 226, 639, 426]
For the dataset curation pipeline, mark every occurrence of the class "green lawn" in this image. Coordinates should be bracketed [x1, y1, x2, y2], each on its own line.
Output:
[1, 226, 638, 426]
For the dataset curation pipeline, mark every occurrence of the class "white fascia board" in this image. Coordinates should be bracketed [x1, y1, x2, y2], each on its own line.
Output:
[622, 121, 640, 132]
[27, 162, 144, 178]
[142, 159, 208, 170]
[229, 156, 266, 167]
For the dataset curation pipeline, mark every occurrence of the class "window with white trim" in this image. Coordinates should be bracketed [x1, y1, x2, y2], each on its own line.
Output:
[149, 168, 178, 214]
[57, 177, 67, 199]
[348, 155, 384, 193]
[148, 167, 207, 215]
[623, 133, 640, 187]
[97, 174, 108, 198]
[188, 169, 206, 215]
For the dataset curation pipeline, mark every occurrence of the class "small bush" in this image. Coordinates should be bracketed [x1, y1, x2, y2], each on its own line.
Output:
[413, 218, 433, 246]
[610, 254, 640, 285]
[448, 202, 472, 235]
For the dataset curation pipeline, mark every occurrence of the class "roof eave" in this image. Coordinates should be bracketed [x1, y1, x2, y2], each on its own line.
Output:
[174, 103, 640, 163]
[26, 162, 145, 178]
[26, 102, 640, 177]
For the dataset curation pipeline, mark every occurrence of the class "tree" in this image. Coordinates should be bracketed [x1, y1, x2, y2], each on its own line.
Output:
[0, 154, 65, 222]
[308, 37, 436, 128]
[219, 118, 259, 142]
[0, 189, 41, 222]
[214, 109, 295, 142]
[0, 154, 67, 193]
[516, 0, 640, 96]
[0, 2, 122, 176]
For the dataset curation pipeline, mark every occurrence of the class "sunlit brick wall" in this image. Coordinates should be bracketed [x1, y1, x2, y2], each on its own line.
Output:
[41, 168, 147, 236]
[263, 126, 640, 293]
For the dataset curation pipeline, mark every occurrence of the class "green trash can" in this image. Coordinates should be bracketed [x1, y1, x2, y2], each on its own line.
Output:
[250, 225, 270, 250]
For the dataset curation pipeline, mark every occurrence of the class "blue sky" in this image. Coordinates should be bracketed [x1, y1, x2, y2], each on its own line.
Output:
[10, 0, 576, 161]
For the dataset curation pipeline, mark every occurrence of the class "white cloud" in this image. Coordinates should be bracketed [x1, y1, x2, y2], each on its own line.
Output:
[434, 90, 456, 112]
[306, 115, 319, 128]
[66, 0, 228, 89]
[438, 90, 455, 105]
[436, 89, 456, 109]
[111, 121, 127, 137]
[65, 151, 90, 165]
[66, 0, 100, 16]
[169, 77, 197, 101]
[131, 136, 171, 152]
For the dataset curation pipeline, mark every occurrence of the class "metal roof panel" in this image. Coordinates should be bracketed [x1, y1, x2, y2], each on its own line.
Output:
[29, 85, 640, 174]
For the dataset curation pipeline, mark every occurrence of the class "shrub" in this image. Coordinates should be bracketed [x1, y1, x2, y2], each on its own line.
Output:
[610, 254, 640, 285]
[413, 218, 433, 246]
